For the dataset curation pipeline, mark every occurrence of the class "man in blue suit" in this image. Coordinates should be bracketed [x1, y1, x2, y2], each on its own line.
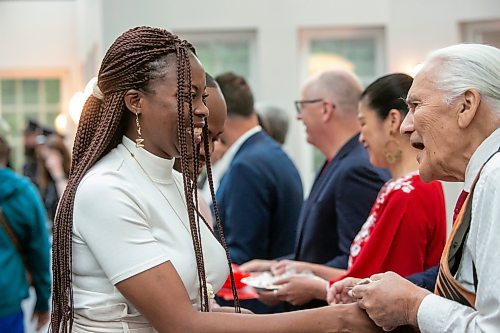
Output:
[241, 70, 389, 309]
[215, 73, 303, 266]
[214, 73, 303, 313]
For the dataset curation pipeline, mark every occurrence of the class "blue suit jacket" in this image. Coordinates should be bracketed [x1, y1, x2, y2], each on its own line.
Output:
[407, 265, 439, 291]
[216, 131, 303, 265]
[294, 134, 389, 269]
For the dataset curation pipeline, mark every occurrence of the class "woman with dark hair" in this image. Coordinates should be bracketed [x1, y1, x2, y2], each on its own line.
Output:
[51, 26, 378, 332]
[264, 74, 446, 307]
[36, 133, 71, 222]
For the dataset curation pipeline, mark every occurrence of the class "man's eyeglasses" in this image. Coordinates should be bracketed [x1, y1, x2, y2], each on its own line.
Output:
[294, 99, 333, 114]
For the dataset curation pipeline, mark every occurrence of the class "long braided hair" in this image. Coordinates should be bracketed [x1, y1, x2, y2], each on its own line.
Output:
[51, 26, 238, 332]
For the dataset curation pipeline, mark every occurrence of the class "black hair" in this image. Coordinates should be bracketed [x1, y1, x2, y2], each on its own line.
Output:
[206, 73, 218, 88]
[360, 73, 413, 120]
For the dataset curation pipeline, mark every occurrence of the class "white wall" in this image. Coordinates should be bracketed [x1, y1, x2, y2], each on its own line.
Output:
[0, 1, 77, 71]
[77, 0, 103, 83]
[0, 0, 80, 142]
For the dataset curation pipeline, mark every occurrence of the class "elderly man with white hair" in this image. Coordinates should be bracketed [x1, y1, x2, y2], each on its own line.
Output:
[334, 43, 500, 332]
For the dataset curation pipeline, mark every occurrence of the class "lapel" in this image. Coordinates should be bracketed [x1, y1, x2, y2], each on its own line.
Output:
[231, 131, 263, 163]
[294, 134, 361, 252]
[217, 131, 264, 198]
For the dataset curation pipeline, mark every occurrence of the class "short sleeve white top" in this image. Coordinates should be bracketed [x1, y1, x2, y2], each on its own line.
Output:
[72, 136, 228, 313]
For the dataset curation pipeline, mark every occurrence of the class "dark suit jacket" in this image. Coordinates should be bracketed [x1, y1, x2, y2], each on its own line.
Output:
[407, 265, 439, 291]
[216, 130, 303, 265]
[294, 133, 389, 268]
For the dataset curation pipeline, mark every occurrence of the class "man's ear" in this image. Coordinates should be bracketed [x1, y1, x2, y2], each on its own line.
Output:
[458, 89, 481, 129]
[124, 89, 143, 114]
[322, 100, 335, 122]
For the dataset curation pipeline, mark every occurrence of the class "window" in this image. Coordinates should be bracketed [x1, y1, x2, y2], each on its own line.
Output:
[176, 31, 257, 90]
[0, 78, 62, 171]
[300, 27, 385, 87]
[461, 20, 500, 48]
[299, 27, 385, 171]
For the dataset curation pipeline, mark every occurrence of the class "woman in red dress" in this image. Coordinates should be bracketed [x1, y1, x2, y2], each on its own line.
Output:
[266, 73, 447, 307]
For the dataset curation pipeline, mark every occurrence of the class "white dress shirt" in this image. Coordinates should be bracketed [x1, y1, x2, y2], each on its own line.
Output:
[417, 128, 500, 332]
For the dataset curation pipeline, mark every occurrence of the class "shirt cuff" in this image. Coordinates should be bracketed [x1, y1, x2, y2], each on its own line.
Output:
[417, 294, 452, 332]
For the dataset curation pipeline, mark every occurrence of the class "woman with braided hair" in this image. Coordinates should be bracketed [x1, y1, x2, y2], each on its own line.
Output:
[51, 26, 380, 332]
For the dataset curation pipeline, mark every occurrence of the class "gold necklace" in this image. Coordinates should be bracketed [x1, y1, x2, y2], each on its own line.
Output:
[122, 144, 216, 305]
[122, 144, 192, 234]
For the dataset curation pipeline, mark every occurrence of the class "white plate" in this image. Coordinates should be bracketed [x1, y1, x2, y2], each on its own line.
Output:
[240, 273, 282, 291]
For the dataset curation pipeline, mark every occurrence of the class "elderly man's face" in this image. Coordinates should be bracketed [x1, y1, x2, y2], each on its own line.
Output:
[401, 66, 463, 182]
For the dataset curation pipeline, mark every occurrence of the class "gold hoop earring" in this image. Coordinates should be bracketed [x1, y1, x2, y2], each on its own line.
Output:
[383, 138, 402, 164]
[135, 112, 144, 148]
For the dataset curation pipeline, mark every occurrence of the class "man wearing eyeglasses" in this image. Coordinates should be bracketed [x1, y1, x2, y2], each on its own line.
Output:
[242, 69, 388, 310]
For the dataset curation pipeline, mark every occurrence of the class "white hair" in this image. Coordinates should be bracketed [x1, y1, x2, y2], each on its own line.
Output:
[423, 44, 500, 112]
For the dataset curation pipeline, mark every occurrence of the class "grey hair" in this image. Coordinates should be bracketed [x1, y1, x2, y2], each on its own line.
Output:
[423, 44, 500, 111]
[307, 69, 364, 116]
[255, 103, 290, 145]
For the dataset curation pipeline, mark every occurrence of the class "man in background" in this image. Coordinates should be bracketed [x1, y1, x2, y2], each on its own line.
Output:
[242, 69, 388, 310]
[215, 72, 303, 266]
[256, 104, 290, 145]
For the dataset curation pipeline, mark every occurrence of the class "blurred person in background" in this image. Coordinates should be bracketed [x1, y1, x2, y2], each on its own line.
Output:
[174, 73, 227, 229]
[22, 120, 41, 183]
[241, 69, 389, 310]
[215, 72, 303, 267]
[0, 118, 51, 333]
[215, 72, 303, 313]
[255, 104, 290, 145]
[35, 134, 71, 224]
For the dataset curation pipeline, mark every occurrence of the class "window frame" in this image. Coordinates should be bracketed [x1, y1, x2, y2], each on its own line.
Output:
[174, 30, 258, 91]
[0, 69, 67, 171]
[298, 26, 386, 172]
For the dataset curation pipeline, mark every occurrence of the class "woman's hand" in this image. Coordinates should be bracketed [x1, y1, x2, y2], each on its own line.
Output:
[327, 277, 362, 305]
[270, 259, 310, 276]
[239, 259, 276, 273]
[274, 275, 328, 306]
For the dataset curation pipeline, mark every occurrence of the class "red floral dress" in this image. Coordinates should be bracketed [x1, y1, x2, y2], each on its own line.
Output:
[332, 171, 446, 283]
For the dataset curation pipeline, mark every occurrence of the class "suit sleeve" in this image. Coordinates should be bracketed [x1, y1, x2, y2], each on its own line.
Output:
[218, 161, 272, 264]
[325, 165, 382, 268]
[407, 265, 439, 291]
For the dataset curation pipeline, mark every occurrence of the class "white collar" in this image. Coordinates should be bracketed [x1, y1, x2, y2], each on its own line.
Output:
[119, 136, 175, 184]
[464, 128, 500, 192]
[218, 126, 262, 170]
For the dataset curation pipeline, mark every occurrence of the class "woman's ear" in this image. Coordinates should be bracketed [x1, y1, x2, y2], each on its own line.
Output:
[387, 109, 402, 135]
[124, 89, 143, 114]
[458, 89, 480, 129]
